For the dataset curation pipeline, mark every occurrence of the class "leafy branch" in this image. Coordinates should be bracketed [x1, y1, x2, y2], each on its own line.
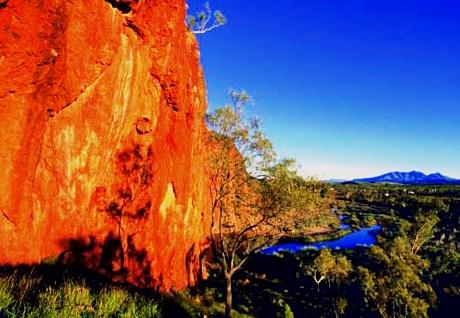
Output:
[187, 2, 226, 34]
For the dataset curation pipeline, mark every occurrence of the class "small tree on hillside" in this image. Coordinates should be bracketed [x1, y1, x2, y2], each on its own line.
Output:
[207, 89, 309, 318]
[303, 248, 352, 291]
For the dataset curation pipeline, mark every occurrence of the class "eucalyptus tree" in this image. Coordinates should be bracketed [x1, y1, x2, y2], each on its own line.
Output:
[302, 248, 352, 291]
[206, 89, 309, 317]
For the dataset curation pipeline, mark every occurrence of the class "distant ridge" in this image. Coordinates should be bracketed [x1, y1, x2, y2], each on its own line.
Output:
[346, 171, 460, 185]
[323, 178, 347, 184]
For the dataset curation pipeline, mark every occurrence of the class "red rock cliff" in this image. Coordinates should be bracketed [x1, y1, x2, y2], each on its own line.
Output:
[0, 0, 210, 290]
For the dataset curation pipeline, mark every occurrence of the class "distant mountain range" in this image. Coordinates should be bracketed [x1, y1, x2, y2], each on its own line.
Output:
[327, 171, 460, 185]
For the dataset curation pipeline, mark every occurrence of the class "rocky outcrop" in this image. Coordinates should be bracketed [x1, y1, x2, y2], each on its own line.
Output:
[0, 0, 210, 290]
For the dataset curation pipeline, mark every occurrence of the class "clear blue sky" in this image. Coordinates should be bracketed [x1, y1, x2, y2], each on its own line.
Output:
[188, 0, 460, 179]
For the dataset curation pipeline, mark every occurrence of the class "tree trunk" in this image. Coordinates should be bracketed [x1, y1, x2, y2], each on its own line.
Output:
[118, 219, 126, 271]
[225, 272, 233, 318]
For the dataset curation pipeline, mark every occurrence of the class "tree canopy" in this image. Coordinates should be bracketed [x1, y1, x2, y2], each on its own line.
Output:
[206, 89, 314, 317]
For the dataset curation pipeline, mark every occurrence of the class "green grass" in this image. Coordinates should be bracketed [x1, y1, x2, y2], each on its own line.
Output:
[0, 277, 15, 313]
[0, 265, 255, 318]
[0, 269, 161, 318]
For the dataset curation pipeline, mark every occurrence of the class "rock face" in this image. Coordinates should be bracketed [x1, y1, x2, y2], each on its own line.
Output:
[0, 0, 210, 290]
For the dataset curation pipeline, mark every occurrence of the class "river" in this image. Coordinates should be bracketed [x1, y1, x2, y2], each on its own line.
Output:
[262, 224, 381, 255]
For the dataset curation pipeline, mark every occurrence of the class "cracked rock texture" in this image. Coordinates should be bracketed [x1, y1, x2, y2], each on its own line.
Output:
[0, 0, 210, 290]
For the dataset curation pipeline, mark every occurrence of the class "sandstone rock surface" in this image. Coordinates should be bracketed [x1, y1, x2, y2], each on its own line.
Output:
[0, 0, 210, 290]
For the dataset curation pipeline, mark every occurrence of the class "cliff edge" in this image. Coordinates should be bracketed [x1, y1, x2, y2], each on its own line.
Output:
[0, 0, 210, 290]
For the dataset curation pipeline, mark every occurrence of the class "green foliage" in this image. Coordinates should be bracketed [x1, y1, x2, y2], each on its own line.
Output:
[206, 89, 320, 317]
[303, 249, 352, 290]
[281, 301, 295, 318]
[263, 159, 304, 208]
[121, 296, 160, 318]
[357, 236, 436, 318]
[187, 2, 226, 34]
[410, 213, 439, 254]
[0, 272, 161, 318]
[95, 288, 128, 318]
[199, 183, 458, 317]
[333, 297, 347, 317]
[35, 282, 93, 318]
[207, 89, 276, 176]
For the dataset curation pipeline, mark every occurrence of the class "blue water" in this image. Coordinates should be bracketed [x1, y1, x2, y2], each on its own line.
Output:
[338, 215, 350, 230]
[339, 224, 350, 230]
[262, 225, 381, 255]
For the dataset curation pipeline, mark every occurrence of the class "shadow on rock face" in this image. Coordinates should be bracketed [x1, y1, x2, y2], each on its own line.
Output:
[58, 232, 155, 288]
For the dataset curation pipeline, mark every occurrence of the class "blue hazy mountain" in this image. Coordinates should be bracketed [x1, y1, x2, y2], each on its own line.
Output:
[348, 171, 460, 185]
[323, 179, 347, 184]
